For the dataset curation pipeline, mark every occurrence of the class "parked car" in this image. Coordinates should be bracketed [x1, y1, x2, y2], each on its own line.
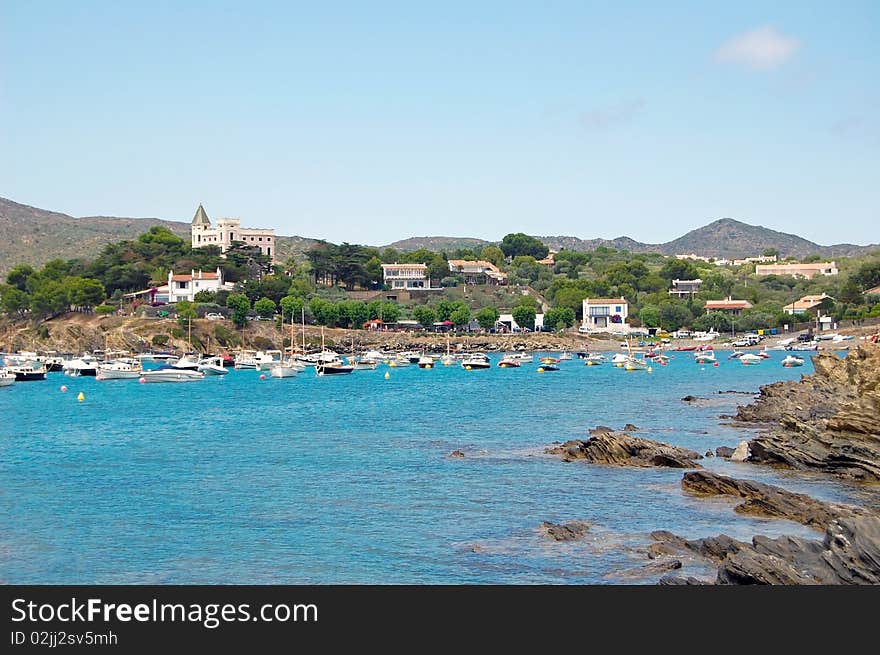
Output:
[204, 312, 224, 320]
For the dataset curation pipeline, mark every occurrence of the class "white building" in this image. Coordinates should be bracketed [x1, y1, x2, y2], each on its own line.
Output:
[755, 261, 838, 279]
[497, 313, 545, 332]
[581, 297, 629, 332]
[668, 279, 702, 298]
[381, 263, 429, 289]
[168, 268, 226, 303]
[190, 204, 276, 263]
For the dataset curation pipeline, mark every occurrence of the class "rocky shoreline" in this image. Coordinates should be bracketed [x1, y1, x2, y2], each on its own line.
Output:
[533, 344, 880, 584]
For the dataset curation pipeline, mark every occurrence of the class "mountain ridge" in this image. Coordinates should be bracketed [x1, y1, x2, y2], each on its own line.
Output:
[1, 196, 876, 278]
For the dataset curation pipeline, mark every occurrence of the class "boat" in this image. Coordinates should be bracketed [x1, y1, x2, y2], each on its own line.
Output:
[0, 370, 16, 387]
[624, 357, 648, 371]
[269, 360, 303, 378]
[388, 355, 410, 367]
[198, 356, 229, 376]
[509, 352, 533, 363]
[172, 354, 201, 371]
[536, 363, 559, 372]
[417, 355, 435, 369]
[63, 354, 98, 377]
[141, 367, 205, 382]
[539, 356, 559, 365]
[137, 353, 179, 365]
[8, 363, 48, 381]
[654, 354, 670, 365]
[315, 328, 354, 375]
[400, 351, 422, 364]
[790, 341, 818, 351]
[611, 353, 629, 366]
[583, 353, 606, 366]
[461, 353, 491, 370]
[782, 355, 805, 367]
[498, 356, 521, 368]
[558, 351, 572, 360]
[234, 350, 260, 369]
[96, 358, 142, 380]
[739, 353, 763, 365]
[694, 351, 716, 364]
[349, 357, 378, 371]
[728, 351, 744, 360]
[673, 345, 697, 351]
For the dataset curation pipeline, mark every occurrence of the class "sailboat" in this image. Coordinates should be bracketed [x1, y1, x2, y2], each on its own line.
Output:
[271, 308, 307, 378]
[440, 335, 455, 366]
[315, 327, 354, 375]
[623, 336, 649, 371]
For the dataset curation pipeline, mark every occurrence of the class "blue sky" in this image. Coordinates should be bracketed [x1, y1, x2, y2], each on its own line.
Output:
[1, 1, 877, 246]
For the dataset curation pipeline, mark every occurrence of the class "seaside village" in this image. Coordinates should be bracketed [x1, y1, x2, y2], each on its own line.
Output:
[1, 205, 880, 384]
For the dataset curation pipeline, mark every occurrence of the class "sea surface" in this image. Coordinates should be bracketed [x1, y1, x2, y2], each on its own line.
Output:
[0, 349, 865, 583]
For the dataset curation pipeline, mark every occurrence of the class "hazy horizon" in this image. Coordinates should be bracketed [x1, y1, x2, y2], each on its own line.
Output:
[2, 2, 877, 246]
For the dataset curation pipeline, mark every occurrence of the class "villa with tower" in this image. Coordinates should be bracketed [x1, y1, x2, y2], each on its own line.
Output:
[190, 204, 276, 263]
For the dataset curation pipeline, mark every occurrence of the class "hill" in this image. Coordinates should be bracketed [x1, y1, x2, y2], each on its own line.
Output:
[0, 196, 318, 276]
[384, 236, 492, 252]
[535, 219, 876, 259]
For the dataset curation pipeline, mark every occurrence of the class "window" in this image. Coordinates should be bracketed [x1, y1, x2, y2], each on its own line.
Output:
[615, 306, 622, 313]
[267, 247, 271, 257]
[258, 237, 262, 241]
[177, 281, 188, 289]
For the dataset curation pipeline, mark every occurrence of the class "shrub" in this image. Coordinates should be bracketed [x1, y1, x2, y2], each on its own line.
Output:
[213, 324, 241, 347]
[95, 304, 116, 315]
[151, 334, 169, 346]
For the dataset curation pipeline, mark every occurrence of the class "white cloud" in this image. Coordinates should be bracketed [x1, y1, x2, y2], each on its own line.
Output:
[580, 98, 646, 130]
[714, 25, 801, 70]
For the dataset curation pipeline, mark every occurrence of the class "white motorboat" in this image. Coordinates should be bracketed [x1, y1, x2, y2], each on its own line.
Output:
[7, 363, 48, 381]
[63, 354, 98, 377]
[782, 355, 805, 367]
[611, 353, 629, 365]
[96, 358, 142, 380]
[558, 351, 573, 360]
[269, 359, 304, 378]
[350, 357, 378, 371]
[0, 370, 16, 387]
[388, 356, 410, 367]
[417, 355, 435, 369]
[172, 354, 201, 371]
[739, 353, 763, 365]
[461, 353, 491, 369]
[198, 356, 229, 376]
[624, 356, 648, 371]
[140, 368, 206, 382]
[234, 350, 260, 369]
[583, 354, 606, 366]
[694, 351, 717, 364]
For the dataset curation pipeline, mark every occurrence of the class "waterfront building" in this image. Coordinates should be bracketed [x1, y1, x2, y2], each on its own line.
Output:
[703, 297, 753, 315]
[190, 204, 276, 263]
[581, 297, 629, 332]
[668, 278, 703, 298]
[381, 263, 429, 289]
[755, 261, 838, 279]
[447, 260, 507, 285]
[783, 293, 834, 316]
[167, 268, 227, 303]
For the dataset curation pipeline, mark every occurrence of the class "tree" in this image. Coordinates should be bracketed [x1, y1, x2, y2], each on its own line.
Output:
[340, 300, 369, 328]
[480, 246, 505, 267]
[280, 295, 305, 322]
[66, 277, 105, 311]
[194, 290, 217, 303]
[639, 305, 661, 328]
[175, 300, 197, 328]
[0, 285, 30, 317]
[500, 233, 549, 259]
[762, 248, 779, 258]
[6, 264, 35, 291]
[543, 307, 575, 331]
[658, 303, 693, 331]
[838, 280, 863, 305]
[450, 305, 471, 327]
[254, 297, 277, 319]
[475, 306, 500, 330]
[226, 293, 251, 328]
[658, 258, 700, 283]
[413, 305, 437, 327]
[434, 299, 457, 322]
[512, 305, 536, 331]
[853, 260, 880, 290]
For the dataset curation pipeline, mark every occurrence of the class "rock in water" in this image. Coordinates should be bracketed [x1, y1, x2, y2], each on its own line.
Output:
[546, 432, 703, 469]
[681, 471, 868, 530]
[715, 446, 735, 458]
[449, 450, 465, 458]
[540, 521, 591, 542]
[734, 344, 880, 481]
[730, 440, 750, 462]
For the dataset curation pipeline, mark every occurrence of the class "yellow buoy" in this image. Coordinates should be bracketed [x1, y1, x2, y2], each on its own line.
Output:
[77, 392, 85, 402]
[384, 371, 390, 379]
[465, 365, 472, 370]
[389, 361, 396, 368]
[425, 364, 432, 369]
[537, 367, 545, 373]
[647, 367, 653, 373]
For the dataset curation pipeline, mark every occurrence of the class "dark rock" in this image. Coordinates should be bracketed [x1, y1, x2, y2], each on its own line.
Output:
[622, 423, 640, 432]
[681, 395, 699, 403]
[589, 425, 615, 436]
[734, 345, 880, 481]
[449, 450, 465, 458]
[705, 451, 714, 457]
[715, 446, 735, 458]
[546, 433, 703, 469]
[681, 471, 868, 530]
[540, 520, 591, 542]
[658, 575, 712, 585]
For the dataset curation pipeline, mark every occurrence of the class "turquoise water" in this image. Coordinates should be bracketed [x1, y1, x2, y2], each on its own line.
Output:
[0, 350, 863, 583]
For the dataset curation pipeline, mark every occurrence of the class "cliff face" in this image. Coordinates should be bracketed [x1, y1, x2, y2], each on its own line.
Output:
[734, 345, 880, 481]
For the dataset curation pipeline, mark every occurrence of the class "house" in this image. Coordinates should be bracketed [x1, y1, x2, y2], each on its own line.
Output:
[190, 204, 276, 263]
[732, 255, 778, 266]
[675, 253, 712, 263]
[381, 263, 429, 290]
[668, 278, 703, 298]
[783, 293, 834, 315]
[496, 313, 545, 332]
[755, 261, 838, 279]
[581, 297, 629, 332]
[167, 268, 226, 303]
[447, 260, 507, 285]
[703, 297, 752, 315]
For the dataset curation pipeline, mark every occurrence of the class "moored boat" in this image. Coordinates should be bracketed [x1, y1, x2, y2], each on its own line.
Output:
[583, 353, 606, 366]
[140, 367, 206, 382]
[739, 353, 763, 365]
[0, 370, 16, 387]
[198, 356, 230, 375]
[498, 356, 521, 368]
[461, 353, 491, 370]
[96, 358, 142, 380]
[782, 354, 805, 367]
[8, 363, 47, 381]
